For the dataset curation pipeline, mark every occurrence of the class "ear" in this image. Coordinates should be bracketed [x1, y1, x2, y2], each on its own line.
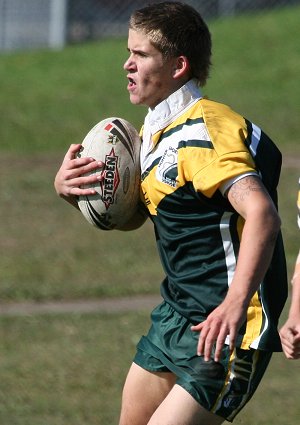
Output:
[173, 56, 190, 79]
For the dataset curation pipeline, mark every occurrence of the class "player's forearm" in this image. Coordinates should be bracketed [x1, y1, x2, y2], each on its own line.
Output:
[225, 209, 280, 305]
[226, 175, 281, 305]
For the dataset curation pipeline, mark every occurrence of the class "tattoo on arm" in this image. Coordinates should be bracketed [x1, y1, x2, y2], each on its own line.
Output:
[229, 176, 263, 206]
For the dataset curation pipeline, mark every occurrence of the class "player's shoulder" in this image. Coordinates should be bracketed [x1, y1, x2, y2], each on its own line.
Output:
[198, 97, 249, 153]
[199, 97, 245, 129]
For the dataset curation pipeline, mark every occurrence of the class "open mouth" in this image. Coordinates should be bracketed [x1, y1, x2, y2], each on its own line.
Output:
[127, 77, 136, 89]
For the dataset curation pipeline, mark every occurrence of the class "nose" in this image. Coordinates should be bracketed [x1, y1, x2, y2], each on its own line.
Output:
[123, 59, 129, 71]
[123, 54, 135, 71]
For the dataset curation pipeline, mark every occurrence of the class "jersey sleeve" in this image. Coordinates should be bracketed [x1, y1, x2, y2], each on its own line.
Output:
[191, 99, 257, 197]
[193, 150, 257, 197]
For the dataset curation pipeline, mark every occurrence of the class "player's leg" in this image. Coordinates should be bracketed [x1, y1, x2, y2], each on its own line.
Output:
[148, 384, 224, 425]
[119, 362, 176, 425]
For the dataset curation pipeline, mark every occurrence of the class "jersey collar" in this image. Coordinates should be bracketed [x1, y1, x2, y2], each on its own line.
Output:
[145, 79, 202, 135]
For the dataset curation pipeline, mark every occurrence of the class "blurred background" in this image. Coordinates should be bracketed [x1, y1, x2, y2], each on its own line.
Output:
[1, 0, 300, 50]
[0, 1, 299, 424]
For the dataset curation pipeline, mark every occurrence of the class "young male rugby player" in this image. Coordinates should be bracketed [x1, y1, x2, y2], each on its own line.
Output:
[55, 2, 287, 424]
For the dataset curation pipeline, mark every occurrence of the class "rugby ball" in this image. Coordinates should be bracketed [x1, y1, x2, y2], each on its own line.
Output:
[77, 117, 141, 230]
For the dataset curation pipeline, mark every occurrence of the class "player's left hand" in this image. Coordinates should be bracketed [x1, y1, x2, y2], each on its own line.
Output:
[191, 299, 247, 362]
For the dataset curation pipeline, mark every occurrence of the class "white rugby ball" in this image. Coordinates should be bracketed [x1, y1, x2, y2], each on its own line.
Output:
[77, 117, 141, 230]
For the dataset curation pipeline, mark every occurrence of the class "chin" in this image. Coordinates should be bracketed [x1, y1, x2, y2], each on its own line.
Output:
[130, 96, 144, 106]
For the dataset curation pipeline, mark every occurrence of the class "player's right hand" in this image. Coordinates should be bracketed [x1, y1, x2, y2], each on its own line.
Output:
[54, 143, 104, 207]
[279, 320, 300, 359]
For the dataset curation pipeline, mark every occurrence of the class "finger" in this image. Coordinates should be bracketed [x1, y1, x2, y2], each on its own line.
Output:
[64, 144, 83, 161]
[281, 337, 300, 359]
[203, 331, 216, 361]
[68, 186, 98, 197]
[196, 325, 210, 358]
[286, 327, 297, 343]
[191, 322, 205, 332]
[214, 327, 228, 362]
[281, 329, 299, 347]
[281, 339, 295, 353]
[200, 323, 220, 361]
[64, 161, 104, 182]
[75, 159, 104, 176]
[69, 173, 104, 192]
[283, 347, 300, 360]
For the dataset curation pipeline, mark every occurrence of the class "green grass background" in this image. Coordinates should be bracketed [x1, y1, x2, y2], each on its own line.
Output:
[0, 5, 299, 424]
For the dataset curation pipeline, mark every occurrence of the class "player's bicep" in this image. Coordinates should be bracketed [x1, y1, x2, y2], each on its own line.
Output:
[227, 175, 275, 219]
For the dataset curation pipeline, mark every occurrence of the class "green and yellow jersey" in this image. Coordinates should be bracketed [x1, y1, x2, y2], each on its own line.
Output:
[140, 80, 287, 351]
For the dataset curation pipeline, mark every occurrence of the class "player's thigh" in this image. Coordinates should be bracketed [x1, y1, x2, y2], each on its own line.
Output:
[148, 384, 224, 425]
[119, 362, 176, 425]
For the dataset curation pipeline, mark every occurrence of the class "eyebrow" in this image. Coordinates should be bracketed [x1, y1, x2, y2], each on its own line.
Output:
[127, 47, 148, 56]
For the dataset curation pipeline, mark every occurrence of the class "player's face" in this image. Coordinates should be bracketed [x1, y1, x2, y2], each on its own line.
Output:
[124, 29, 180, 109]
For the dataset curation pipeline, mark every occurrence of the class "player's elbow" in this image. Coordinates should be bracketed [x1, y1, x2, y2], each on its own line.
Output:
[265, 207, 281, 242]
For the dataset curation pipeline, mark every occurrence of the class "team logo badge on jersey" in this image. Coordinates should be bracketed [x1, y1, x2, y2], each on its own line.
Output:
[156, 146, 178, 188]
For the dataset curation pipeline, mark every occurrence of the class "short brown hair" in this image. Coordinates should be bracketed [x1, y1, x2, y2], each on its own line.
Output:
[129, 1, 212, 86]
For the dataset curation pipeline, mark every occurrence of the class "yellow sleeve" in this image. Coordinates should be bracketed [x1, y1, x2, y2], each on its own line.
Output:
[192, 98, 257, 197]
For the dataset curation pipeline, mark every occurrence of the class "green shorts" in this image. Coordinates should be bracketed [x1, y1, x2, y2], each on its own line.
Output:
[133, 301, 272, 422]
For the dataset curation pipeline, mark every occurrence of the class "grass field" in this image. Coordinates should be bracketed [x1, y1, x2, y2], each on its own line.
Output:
[0, 311, 299, 424]
[0, 4, 300, 424]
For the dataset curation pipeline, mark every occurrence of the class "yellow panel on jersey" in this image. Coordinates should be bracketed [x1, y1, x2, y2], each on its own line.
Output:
[142, 172, 174, 217]
[193, 99, 256, 197]
[241, 292, 264, 349]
